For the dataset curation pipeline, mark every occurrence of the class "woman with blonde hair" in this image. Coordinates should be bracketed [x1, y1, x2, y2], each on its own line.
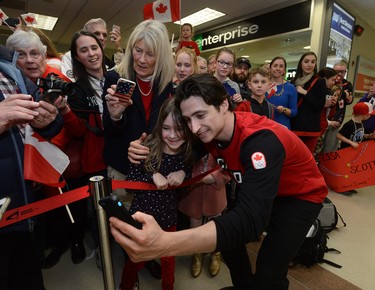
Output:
[102, 19, 175, 282]
[103, 19, 174, 177]
[174, 47, 198, 85]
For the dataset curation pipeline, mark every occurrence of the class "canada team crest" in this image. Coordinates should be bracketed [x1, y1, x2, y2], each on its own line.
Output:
[251, 152, 266, 169]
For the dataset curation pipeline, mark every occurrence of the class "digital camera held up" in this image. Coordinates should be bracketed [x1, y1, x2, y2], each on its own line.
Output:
[37, 73, 75, 103]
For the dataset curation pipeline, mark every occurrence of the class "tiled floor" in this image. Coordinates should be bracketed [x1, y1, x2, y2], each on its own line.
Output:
[43, 185, 375, 290]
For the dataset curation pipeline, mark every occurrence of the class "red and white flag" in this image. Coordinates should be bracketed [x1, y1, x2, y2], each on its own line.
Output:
[21, 13, 37, 26]
[143, 0, 180, 23]
[0, 9, 9, 22]
[24, 125, 69, 187]
[266, 82, 277, 98]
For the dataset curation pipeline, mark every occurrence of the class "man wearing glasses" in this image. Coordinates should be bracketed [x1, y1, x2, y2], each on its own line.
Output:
[322, 61, 353, 153]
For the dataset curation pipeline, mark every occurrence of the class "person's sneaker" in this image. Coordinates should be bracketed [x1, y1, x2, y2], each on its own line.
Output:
[71, 240, 86, 264]
[118, 276, 139, 290]
[132, 277, 139, 290]
[145, 259, 161, 279]
[338, 191, 352, 196]
[95, 247, 102, 271]
[43, 244, 69, 269]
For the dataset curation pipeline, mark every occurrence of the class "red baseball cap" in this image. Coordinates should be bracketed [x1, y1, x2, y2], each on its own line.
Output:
[353, 102, 371, 115]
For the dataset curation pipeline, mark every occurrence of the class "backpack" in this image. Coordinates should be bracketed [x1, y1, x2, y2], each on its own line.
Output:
[317, 197, 346, 232]
[293, 219, 342, 268]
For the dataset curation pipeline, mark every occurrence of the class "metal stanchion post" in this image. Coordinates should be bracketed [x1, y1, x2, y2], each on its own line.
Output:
[90, 175, 115, 290]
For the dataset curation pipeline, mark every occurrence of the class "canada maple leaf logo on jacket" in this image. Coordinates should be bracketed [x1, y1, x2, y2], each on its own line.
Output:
[251, 152, 267, 169]
[156, 3, 168, 14]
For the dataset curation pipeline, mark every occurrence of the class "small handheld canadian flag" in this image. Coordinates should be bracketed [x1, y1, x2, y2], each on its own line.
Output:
[24, 125, 69, 187]
[0, 9, 9, 22]
[21, 13, 37, 25]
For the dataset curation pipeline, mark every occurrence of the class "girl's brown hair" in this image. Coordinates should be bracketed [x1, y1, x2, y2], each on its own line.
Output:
[143, 98, 194, 173]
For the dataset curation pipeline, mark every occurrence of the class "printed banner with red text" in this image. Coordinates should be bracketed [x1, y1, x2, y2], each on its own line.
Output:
[318, 141, 375, 192]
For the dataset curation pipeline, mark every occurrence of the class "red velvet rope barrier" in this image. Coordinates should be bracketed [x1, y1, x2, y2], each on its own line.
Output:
[0, 165, 221, 228]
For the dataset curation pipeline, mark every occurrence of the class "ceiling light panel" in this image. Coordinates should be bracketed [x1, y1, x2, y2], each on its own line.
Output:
[175, 8, 225, 27]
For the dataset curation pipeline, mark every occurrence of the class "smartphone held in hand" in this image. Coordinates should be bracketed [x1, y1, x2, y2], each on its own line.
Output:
[110, 24, 121, 42]
[115, 78, 136, 104]
[99, 195, 142, 229]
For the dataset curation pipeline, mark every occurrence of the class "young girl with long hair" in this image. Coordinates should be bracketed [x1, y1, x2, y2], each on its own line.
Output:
[214, 47, 243, 107]
[120, 98, 193, 290]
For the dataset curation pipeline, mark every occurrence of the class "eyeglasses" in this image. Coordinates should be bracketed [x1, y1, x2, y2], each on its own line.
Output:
[217, 60, 233, 68]
[16, 50, 42, 60]
[335, 70, 346, 74]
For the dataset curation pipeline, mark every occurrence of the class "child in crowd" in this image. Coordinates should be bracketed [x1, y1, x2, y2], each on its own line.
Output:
[336, 102, 372, 149]
[336, 102, 373, 196]
[178, 154, 230, 278]
[197, 56, 208, 73]
[207, 54, 217, 74]
[214, 47, 242, 107]
[120, 98, 193, 290]
[176, 23, 200, 56]
[236, 67, 275, 119]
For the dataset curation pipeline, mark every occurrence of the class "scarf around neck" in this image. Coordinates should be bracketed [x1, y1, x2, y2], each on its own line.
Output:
[294, 72, 314, 87]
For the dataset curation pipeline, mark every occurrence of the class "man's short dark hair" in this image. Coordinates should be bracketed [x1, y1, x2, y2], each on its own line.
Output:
[175, 73, 233, 111]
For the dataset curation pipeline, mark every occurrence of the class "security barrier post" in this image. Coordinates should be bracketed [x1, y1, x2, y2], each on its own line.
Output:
[90, 176, 115, 290]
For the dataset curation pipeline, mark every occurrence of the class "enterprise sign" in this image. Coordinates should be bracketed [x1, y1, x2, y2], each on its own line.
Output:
[196, 1, 311, 51]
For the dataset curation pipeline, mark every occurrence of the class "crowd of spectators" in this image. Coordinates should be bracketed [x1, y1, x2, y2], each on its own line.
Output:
[1, 16, 374, 290]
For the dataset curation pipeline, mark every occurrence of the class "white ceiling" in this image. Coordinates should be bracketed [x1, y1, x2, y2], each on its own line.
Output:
[1, 0, 374, 67]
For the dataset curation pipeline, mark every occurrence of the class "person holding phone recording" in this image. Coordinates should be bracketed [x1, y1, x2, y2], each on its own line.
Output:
[102, 19, 175, 280]
[0, 44, 61, 290]
[103, 19, 175, 187]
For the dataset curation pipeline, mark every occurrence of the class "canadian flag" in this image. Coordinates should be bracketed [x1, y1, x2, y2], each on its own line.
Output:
[0, 9, 9, 22]
[24, 125, 69, 187]
[20, 13, 37, 26]
[266, 82, 277, 98]
[143, 0, 180, 23]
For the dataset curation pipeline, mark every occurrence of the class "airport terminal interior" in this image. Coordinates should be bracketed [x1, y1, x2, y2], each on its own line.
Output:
[1, 0, 375, 289]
